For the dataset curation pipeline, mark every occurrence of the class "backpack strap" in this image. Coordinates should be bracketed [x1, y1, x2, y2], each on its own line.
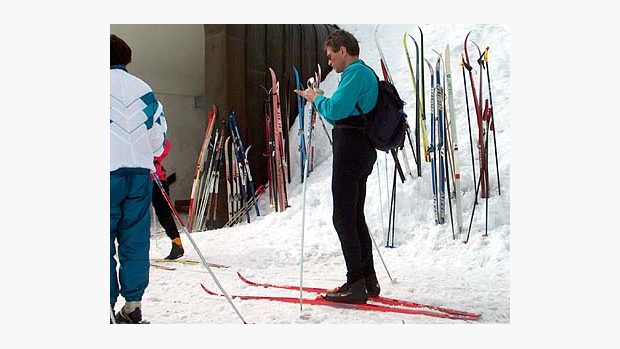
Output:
[358, 60, 381, 81]
[355, 60, 380, 117]
[355, 103, 365, 116]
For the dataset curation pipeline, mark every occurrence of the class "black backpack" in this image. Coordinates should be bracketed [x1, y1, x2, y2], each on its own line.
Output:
[356, 73, 407, 152]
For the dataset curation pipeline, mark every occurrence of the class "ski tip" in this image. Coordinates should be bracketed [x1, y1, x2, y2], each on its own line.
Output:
[237, 272, 257, 285]
[200, 283, 215, 295]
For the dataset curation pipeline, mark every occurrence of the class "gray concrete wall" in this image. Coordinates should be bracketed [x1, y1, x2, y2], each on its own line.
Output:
[110, 24, 205, 202]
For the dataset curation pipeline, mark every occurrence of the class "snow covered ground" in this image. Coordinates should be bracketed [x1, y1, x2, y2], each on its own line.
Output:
[141, 23, 510, 329]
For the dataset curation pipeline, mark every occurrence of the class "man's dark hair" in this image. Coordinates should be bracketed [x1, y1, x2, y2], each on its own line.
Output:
[323, 29, 359, 56]
[110, 34, 132, 66]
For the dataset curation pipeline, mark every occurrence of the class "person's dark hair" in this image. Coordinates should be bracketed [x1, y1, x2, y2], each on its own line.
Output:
[323, 29, 359, 56]
[110, 34, 132, 66]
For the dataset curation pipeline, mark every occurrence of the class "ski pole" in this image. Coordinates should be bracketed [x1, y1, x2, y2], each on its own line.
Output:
[463, 169, 482, 244]
[461, 53, 477, 197]
[464, 33, 488, 199]
[293, 66, 307, 184]
[482, 101, 491, 237]
[317, 116, 332, 146]
[375, 162, 386, 247]
[312, 65, 333, 148]
[483, 46, 501, 196]
[368, 221, 396, 284]
[151, 173, 248, 324]
[463, 102, 492, 243]
[299, 138, 312, 315]
[386, 165, 397, 247]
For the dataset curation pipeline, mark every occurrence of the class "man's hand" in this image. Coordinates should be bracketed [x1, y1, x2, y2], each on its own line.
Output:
[294, 87, 319, 103]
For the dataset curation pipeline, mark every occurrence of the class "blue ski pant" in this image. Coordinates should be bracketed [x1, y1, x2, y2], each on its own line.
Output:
[331, 126, 377, 284]
[110, 168, 152, 307]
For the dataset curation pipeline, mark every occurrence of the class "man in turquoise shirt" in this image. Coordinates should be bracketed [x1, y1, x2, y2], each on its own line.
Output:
[295, 29, 380, 304]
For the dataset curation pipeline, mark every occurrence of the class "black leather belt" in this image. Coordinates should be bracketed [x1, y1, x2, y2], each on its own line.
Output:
[334, 115, 366, 129]
[334, 124, 364, 130]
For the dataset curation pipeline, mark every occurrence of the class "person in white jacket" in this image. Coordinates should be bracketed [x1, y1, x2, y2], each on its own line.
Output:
[110, 34, 166, 324]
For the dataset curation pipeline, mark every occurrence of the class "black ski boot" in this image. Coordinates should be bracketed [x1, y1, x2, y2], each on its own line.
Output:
[332, 273, 380, 297]
[325, 278, 368, 304]
[332, 281, 350, 293]
[365, 272, 381, 297]
[165, 240, 184, 260]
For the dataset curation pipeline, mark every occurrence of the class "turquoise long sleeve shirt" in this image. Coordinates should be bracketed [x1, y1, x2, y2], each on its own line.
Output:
[313, 59, 378, 125]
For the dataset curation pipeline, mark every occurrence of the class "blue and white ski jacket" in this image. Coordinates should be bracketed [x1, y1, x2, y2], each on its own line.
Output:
[110, 66, 166, 172]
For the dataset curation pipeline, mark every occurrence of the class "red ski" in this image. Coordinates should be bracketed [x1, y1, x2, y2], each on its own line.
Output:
[200, 284, 478, 321]
[236, 272, 480, 319]
[268, 68, 288, 211]
[463, 31, 489, 199]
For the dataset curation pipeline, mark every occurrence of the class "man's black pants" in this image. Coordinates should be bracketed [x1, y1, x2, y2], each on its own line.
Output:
[331, 127, 377, 283]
